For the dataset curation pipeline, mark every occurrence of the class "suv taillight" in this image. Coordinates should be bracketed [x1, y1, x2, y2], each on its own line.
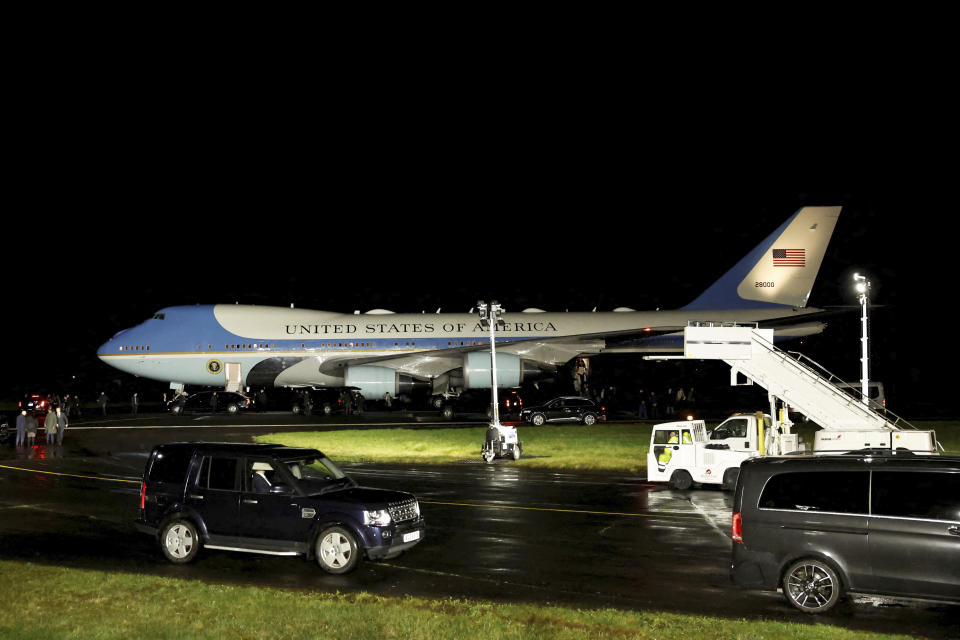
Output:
[732, 512, 743, 543]
[140, 481, 146, 510]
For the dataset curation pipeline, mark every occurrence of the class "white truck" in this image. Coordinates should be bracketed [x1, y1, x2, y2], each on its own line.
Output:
[647, 412, 793, 490]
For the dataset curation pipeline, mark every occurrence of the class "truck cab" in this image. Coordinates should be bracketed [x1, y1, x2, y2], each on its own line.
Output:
[647, 414, 783, 491]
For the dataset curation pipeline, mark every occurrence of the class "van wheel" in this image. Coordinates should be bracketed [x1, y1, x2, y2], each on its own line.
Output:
[316, 526, 359, 574]
[160, 519, 200, 564]
[721, 468, 739, 491]
[782, 558, 842, 613]
[668, 469, 693, 490]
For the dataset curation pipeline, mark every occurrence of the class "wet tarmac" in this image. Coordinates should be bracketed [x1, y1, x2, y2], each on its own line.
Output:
[1, 412, 958, 639]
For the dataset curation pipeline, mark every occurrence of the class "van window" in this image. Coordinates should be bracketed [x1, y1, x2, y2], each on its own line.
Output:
[872, 471, 960, 522]
[150, 448, 193, 484]
[759, 471, 869, 514]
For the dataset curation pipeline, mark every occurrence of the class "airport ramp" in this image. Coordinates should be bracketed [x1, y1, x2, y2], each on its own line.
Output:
[683, 324, 910, 432]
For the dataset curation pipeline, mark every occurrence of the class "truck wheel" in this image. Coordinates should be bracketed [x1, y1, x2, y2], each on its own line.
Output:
[582, 413, 597, 426]
[668, 469, 693, 490]
[530, 413, 546, 426]
[482, 449, 495, 463]
[722, 468, 739, 492]
[782, 558, 842, 613]
[512, 445, 521, 460]
[316, 526, 359, 574]
[160, 519, 200, 564]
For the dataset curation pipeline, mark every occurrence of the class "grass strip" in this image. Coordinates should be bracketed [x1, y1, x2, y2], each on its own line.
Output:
[0, 560, 920, 640]
[257, 422, 960, 475]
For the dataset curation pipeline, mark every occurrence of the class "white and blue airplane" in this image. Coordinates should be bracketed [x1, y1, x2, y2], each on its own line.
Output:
[97, 206, 841, 400]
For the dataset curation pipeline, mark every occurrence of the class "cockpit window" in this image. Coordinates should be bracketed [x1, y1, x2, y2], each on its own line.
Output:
[152, 313, 166, 320]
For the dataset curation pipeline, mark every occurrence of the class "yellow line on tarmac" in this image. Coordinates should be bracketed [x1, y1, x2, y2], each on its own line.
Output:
[0, 467, 701, 521]
[419, 499, 702, 520]
[0, 464, 140, 484]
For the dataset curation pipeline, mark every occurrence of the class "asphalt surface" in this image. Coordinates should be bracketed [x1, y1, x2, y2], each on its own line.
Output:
[1, 411, 958, 639]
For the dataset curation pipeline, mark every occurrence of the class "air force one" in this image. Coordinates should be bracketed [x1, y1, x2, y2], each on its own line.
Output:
[98, 206, 841, 400]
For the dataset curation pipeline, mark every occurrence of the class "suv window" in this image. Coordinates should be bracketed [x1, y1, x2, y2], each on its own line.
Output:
[197, 456, 239, 491]
[872, 471, 960, 522]
[759, 471, 869, 514]
[151, 448, 194, 484]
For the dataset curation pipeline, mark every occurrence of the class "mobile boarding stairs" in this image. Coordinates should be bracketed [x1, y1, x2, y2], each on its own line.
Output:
[660, 323, 940, 455]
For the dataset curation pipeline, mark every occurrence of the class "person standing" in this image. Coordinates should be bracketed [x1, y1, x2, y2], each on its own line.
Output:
[209, 392, 218, 413]
[15, 410, 27, 448]
[55, 406, 69, 445]
[131, 392, 139, 415]
[25, 412, 37, 447]
[98, 392, 109, 416]
[384, 392, 393, 412]
[44, 410, 57, 444]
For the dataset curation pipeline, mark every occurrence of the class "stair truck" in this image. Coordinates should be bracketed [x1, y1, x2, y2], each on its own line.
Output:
[646, 324, 939, 490]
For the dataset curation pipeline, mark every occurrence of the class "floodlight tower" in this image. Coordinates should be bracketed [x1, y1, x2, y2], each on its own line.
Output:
[854, 273, 871, 406]
[477, 300, 522, 462]
[477, 300, 505, 426]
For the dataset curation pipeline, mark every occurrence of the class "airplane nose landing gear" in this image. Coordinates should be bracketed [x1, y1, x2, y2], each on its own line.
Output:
[481, 424, 522, 462]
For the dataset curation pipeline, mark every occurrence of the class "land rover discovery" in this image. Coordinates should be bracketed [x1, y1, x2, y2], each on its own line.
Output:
[136, 442, 424, 574]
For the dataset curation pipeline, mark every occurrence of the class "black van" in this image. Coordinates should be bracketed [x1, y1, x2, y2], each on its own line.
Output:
[731, 453, 960, 613]
[136, 442, 424, 574]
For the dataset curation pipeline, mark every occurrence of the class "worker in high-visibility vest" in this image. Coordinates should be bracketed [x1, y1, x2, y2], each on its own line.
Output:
[682, 430, 693, 444]
[659, 431, 679, 465]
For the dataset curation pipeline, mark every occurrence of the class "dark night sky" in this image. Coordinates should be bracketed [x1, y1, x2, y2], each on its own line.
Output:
[3, 96, 950, 416]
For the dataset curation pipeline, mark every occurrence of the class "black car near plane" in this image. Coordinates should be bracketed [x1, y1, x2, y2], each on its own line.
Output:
[520, 396, 606, 426]
[137, 442, 424, 574]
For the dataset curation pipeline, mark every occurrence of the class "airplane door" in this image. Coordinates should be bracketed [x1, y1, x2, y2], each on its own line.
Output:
[225, 362, 242, 392]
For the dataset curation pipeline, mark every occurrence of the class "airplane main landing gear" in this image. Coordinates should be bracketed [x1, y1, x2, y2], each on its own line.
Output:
[481, 425, 522, 463]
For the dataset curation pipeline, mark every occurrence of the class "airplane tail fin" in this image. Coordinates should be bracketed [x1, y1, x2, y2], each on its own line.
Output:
[683, 206, 842, 310]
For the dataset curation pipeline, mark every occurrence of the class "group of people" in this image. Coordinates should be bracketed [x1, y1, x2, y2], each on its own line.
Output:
[637, 387, 695, 419]
[14, 406, 69, 448]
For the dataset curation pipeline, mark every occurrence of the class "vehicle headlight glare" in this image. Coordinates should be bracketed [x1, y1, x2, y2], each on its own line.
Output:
[364, 509, 392, 526]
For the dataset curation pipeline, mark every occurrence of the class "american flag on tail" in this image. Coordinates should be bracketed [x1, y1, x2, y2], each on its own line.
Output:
[772, 248, 805, 267]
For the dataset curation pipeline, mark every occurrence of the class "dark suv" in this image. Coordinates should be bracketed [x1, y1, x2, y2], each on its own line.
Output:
[731, 453, 960, 613]
[136, 442, 424, 574]
[520, 396, 606, 426]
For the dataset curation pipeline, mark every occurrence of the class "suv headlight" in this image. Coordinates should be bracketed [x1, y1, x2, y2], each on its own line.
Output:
[363, 509, 392, 526]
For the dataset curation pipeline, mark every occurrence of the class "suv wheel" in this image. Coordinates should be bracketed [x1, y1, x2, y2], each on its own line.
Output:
[581, 413, 597, 426]
[441, 405, 455, 420]
[316, 526, 359, 574]
[782, 558, 842, 613]
[668, 469, 693, 490]
[322, 403, 333, 416]
[530, 413, 546, 426]
[161, 519, 199, 564]
[226, 403, 239, 414]
[170, 405, 183, 416]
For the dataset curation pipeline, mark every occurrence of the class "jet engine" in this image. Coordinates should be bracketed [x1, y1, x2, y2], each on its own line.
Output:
[344, 365, 428, 398]
[461, 352, 543, 389]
